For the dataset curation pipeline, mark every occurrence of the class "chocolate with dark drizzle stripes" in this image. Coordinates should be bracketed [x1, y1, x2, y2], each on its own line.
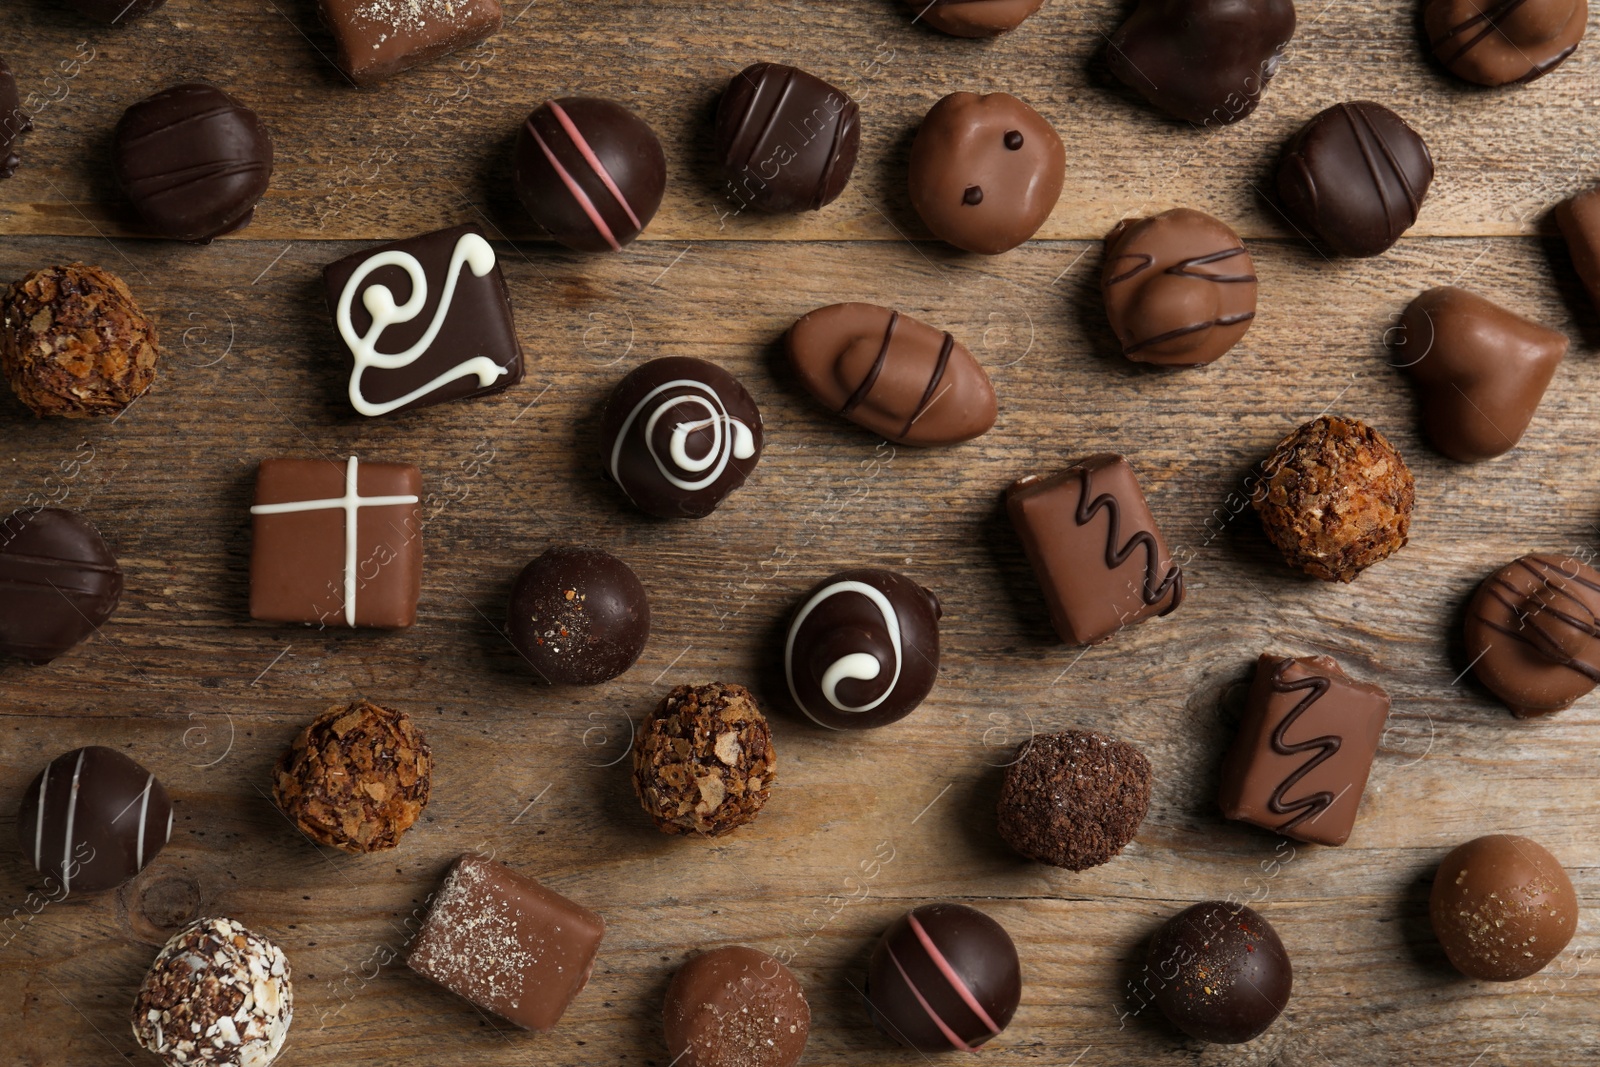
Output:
[837, 310, 959, 437]
[1340, 102, 1423, 247]
[1430, 0, 1577, 83]
[1479, 556, 1600, 682]
[1264, 661, 1343, 834]
[1107, 246, 1257, 356]
[1073, 464, 1184, 612]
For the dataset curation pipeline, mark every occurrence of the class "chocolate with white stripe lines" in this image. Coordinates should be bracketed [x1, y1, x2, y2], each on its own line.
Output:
[714, 63, 861, 214]
[0, 507, 122, 664]
[866, 902, 1021, 1052]
[16, 746, 172, 894]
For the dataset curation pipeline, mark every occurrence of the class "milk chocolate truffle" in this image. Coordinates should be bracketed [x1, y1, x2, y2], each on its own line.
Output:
[1102, 208, 1257, 366]
[2, 264, 158, 418]
[514, 98, 666, 252]
[1556, 184, 1600, 312]
[1464, 555, 1600, 718]
[1425, 0, 1586, 85]
[132, 917, 293, 1067]
[665, 947, 809, 1067]
[0, 57, 31, 179]
[784, 568, 942, 730]
[0, 508, 123, 664]
[1252, 416, 1414, 582]
[67, 0, 167, 21]
[1430, 834, 1577, 981]
[1395, 287, 1567, 462]
[506, 546, 650, 684]
[272, 700, 431, 853]
[784, 303, 998, 446]
[907, 0, 1046, 37]
[908, 91, 1065, 254]
[715, 63, 861, 214]
[599, 357, 762, 518]
[633, 683, 776, 838]
[17, 746, 172, 894]
[1146, 901, 1291, 1043]
[866, 903, 1021, 1052]
[1108, 0, 1296, 125]
[1276, 101, 1433, 257]
[996, 729, 1151, 870]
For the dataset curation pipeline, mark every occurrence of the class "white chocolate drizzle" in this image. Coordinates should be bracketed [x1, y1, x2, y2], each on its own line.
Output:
[785, 579, 903, 728]
[610, 378, 756, 497]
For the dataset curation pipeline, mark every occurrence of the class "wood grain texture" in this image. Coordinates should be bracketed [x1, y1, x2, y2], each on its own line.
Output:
[0, 0, 1598, 1065]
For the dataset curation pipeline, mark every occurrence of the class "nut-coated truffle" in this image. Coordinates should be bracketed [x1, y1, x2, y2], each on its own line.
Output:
[632, 682, 776, 837]
[1430, 834, 1577, 981]
[996, 729, 1151, 870]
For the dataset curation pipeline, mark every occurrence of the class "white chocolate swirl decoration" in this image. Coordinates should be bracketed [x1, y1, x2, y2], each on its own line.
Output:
[609, 378, 757, 497]
[785, 579, 903, 725]
[337, 231, 510, 417]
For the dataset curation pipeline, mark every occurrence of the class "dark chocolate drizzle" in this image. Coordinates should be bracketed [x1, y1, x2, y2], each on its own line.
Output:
[1108, 246, 1257, 355]
[1339, 102, 1423, 246]
[1074, 464, 1184, 612]
[840, 310, 898, 415]
[1433, 0, 1533, 63]
[1479, 556, 1600, 682]
[900, 332, 956, 438]
[1265, 660, 1343, 834]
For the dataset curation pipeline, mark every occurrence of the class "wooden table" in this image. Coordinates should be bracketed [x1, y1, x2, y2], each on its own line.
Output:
[1, 1, 1596, 1063]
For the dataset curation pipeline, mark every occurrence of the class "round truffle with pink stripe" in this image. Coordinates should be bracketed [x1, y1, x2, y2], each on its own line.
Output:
[865, 902, 1022, 1052]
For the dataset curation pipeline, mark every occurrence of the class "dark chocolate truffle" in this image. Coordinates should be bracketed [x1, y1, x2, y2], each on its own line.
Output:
[632, 683, 776, 838]
[907, 0, 1046, 37]
[714, 63, 861, 214]
[1, 57, 31, 179]
[513, 97, 666, 252]
[1275, 101, 1433, 257]
[1145, 901, 1292, 1043]
[272, 700, 431, 853]
[665, 946, 809, 1067]
[908, 91, 1065, 255]
[599, 357, 762, 518]
[506, 546, 650, 684]
[1425, 0, 1585, 86]
[1108, 0, 1296, 125]
[866, 903, 1021, 1052]
[1464, 554, 1600, 718]
[996, 729, 1151, 870]
[113, 83, 274, 243]
[784, 568, 942, 730]
[0, 507, 123, 664]
[1102, 208, 1257, 366]
[1430, 834, 1578, 981]
[1251, 415, 1414, 582]
[17, 746, 171, 894]
[67, 0, 167, 21]
[1557, 184, 1600, 312]
[2, 263, 159, 418]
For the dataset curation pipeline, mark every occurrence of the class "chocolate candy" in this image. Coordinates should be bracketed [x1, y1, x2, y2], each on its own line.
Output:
[514, 98, 666, 252]
[1464, 554, 1600, 718]
[1, 57, 30, 179]
[113, 84, 273, 243]
[785, 303, 997, 447]
[133, 917, 292, 1067]
[1108, 0, 1296, 125]
[907, 0, 1046, 36]
[784, 568, 942, 730]
[408, 854, 604, 1031]
[67, 0, 167, 21]
[665, 946, 810, 1067]
[1430, 834, 1578, 981]
[325, 225, 523, 416]
[599, 357, 762, 518]
[318, 0, 502, 86]
[1007, 455, 1183, 646]
[1102, 208, 1256, 366]
[1219, 653, 1390, 847]
[714, 63, 861, 214]
[506, 546, 650, 684]
[1145, 901, 1291, 1043]
[249, 456, 423, 630]
[3, 263, 159, 418]
[1395, 287, 1567, 462]
[1425, 0, 1585, 85]
[17, 746, 171, 894]
[996, 729, 1151, 870]
[866, 903, 1021, 1052]
[0, 507, 123, 664]
[1276, 101, 1433, 257]
[632, 683, 776, 838]
[1252, 415, 1414, 582]
[1556, 184, 1600, 312]
[908, 91, 1064, 254]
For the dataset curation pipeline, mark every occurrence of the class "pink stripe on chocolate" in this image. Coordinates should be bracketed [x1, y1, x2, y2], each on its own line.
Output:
[527, 121, 622, 252]
[547, 101, 642, 231]
[908, 912, 1002, 1035]
[887, 942, 972, 1052]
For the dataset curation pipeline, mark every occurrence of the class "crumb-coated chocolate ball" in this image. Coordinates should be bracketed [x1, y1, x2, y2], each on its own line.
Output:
[272, 699, 431, 854]
[2, 264, 158, 417]
[996, 729, 1151, 870]
[1430, 834, 1577, 981]
[866, 902, 1022, 1052]
[633, 683, 776, 837]
[1251, 415, 1414, 582]
[1146, 901, 1292, 1044]
[506, 546, 651, 684]
[664, 946, 810, 1067]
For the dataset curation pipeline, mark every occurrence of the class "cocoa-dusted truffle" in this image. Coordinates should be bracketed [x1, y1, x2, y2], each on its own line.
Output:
[632, 682, 776, 837]
[1251, 415, 1414, 582]
[996, 728, 1151, 870]
[2, 263, 158, 417]
[272, 699, 431, 854]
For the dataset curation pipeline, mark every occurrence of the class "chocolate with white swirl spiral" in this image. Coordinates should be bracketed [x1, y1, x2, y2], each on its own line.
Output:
[599, 357, 763, 519]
